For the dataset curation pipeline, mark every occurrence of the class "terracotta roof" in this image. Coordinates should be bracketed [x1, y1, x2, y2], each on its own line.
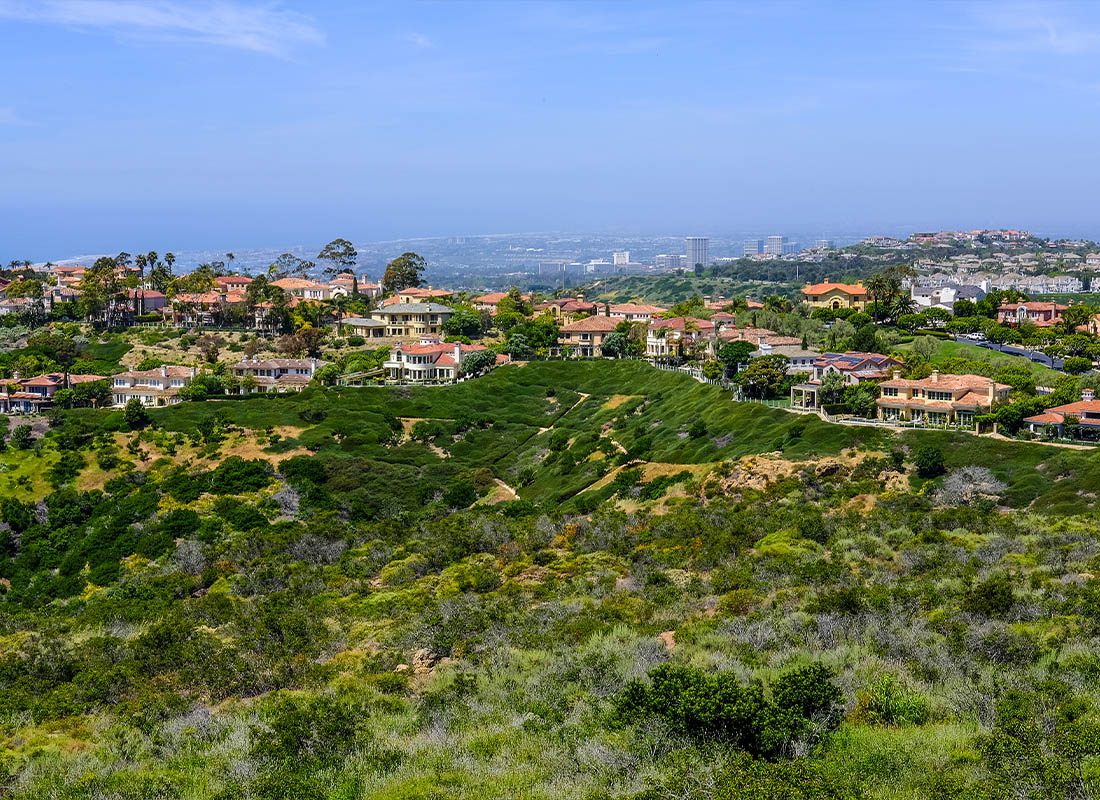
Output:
[272, 278, 328, 291]
[609, 303, 666, 315]
[650, 316, 715, 332]
[173, 292, 222, 305]
[879, 373, 1010, 392]
[473, 292, 510, 304]
[998, 301, 1068, 312]
[216, 275, 252, 286]
[561, 315, 620, 333]
[802, 282, 867, 297]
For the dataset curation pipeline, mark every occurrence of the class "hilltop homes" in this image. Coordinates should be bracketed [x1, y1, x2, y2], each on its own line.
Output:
[790, 352, 902, 408]
[801, 281, 869, 311]
[383, 338, 508, 383]
[382, 287, 453, 306]
[646, 317, 718, 359]
[535, 297, 597, 324]
[370, 302, 454, 338]
[606, 303, 667, 323]
[112, 365, 197, 407]
[558, 315, 620, 358]
[231, 357, 328, 392]
[1024, 389, 1100, 436]
[876, 370, 1011, 427]
[997, 301, 1068, 327]
[0, 373, 106, 413]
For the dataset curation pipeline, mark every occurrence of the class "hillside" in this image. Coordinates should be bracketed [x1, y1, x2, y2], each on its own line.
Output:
[2, 361, 1100, 798]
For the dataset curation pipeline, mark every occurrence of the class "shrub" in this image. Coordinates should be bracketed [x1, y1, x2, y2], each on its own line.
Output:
[210, 456, 273, 494]
[9, 424, 33, 450]
[851, 675, 930, 725]
[963, 573, 1016, 617]
[913, 445, 945, 478]
[124, 398, 150, 430]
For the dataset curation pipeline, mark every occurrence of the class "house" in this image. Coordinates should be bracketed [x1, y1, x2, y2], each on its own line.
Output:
[370, 302, 454, 338]
[646, 317, 717, 359]
[339, 316, 387, 338]
[1, 373, 106, 413]
[606, 303, 667, 323]
[875, 370, 1011, 427]
[1024, 389, 1100, 436]
[790, 352, 901, 408]
[558, 315, 620, 357]
[382, 287, 453, 306]
[535, 297, 597, 324]
[383, 339, 507, 383]
[231, 357, 328, 393]
[328, 273, 379, 298]
[112, 365, 197, 407]
[471, 291, 530, 315]
[128, 289, 167, 314]
[752, 344, 821, 375]
[164, 292, 225, 327]
[801, 281, 869, 311]
[997, 301, 1068, 327]
[215, 275, 253, 293]
[718, 326, 801, 347]
[271, 278, 334, 301]
[911, 283, 986, 311]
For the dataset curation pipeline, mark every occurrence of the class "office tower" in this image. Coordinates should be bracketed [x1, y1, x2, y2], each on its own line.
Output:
[743, 239, 763, 256]
[764, 235, 787, 257]
[815, 239, 834, 250]
[685, 237, 709, 269]
[612, 251, 630, 266]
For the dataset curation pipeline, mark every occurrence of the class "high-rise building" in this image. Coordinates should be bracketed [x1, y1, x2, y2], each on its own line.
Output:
[655, 254, 685, 270]
[743, 239, 763, 256]
[815, 239, 834, 250]
[685, 237, 709, 269]
[612, 251, 630, 266]
[764, 235, 788, 257]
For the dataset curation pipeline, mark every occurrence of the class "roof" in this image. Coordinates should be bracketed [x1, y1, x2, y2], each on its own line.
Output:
[472, 292, 510, 304]
[999, 301, 1068, 312]
[649, 316, 716, 332]
[117, 365, 196, 379]
[399, 286, 452, 296]
[127, 289, 166, 299]
[272, 278, 329, 291]
[814, 352, 900, 371]
[609, 303, 666, 315]
[802, 282, 867, 297]
[560, 315, 620, 333]
[232, 358, 329, 370]
[173, 292, 222, 305]
[216, 275, 252, 286]
[18, 373, 105, 387]
[372, 302, 454, 315]
[341, 316, 385, 327]
[879, 373, 1011, 392]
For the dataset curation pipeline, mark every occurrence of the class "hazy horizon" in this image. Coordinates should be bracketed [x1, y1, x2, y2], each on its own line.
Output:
[5, 1, 1100, 259]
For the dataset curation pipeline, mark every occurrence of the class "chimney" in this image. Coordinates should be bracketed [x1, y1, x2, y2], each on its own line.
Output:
[892, 369, 901, 380]
[931, 369, 939, 384]
[1084, 388, 1096, 403]
[190, 367, 197, 378]
[988, 378, 995, 404]
[161, 365, 168, 377]
[454, 342, 462, 364]
[310, 357, 317, 373]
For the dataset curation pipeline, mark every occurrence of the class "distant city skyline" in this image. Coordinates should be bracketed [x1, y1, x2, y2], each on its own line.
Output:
[6, 2, 1100, 257]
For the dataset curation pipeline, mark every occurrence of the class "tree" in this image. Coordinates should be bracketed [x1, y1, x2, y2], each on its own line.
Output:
[460, 348, 497, 376]
[124, 398, 150, 429]
[912, 335, 938, 362]
[197, 334, 223, 364]
[736, 354, 789, 399]
[848, 324, 883, 354]
[442, 307, 484, 338]
[953, 298, 977, 318]
[1063, 356, 1092, 374]
[503, 333, 532, 359]
[269, 252, 315, 278]
[9, 424, 33, 450]
[913, 445, 945, 478]
[312, 363, 341, 386]
[600, 331, 629, 358]
[296, 326, 327, 358]
[381, 252, 426, 293]
[317, 238, 358, 276]
[496, 287, 532, 317]
[718, 340, 756, 376]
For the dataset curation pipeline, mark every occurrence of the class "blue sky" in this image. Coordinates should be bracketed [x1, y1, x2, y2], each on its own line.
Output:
[3, 1, 1100, 260]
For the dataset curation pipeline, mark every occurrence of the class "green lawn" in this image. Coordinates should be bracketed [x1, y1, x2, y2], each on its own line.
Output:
[897, 338, 1064, 385]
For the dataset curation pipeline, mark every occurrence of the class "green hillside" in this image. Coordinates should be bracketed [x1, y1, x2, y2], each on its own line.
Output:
[2, 361, 1100, 798]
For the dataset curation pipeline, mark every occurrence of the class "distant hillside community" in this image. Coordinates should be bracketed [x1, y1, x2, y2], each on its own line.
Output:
[1, 231, 1100, 445]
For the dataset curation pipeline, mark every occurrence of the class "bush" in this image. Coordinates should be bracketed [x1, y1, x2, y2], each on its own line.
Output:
[851, 675, 930, 725]
[210, 456, 273, 495]
[963, 573, 1016, 617]
[912, 445, 945, 478]
[9, 424, 33, 450]
[124, 398, 150, 430]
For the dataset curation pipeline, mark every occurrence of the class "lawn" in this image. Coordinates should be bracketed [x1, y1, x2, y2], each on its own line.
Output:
[897, 337, 1064, 385]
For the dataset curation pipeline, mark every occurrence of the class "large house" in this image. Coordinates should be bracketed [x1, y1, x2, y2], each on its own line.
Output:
[605, 303, 667, 323]
[875, 370, 1011, 427]
[112, 365, 197, 407]
[271, 278, 337, 301]
[790, 352, 901, 408]
[997, 301, 1068, 327]
[215, 275, 253, 293]
[646, 317, 718, 359]
[1024, 389, 1100, 436]
[558, 315, 620, 357]
[535, 297, 597, 324]
[370, 302, 454, 338]
[472, 291, 529, 315]
[383, 339, 507, 383]
[339, 316, 387, 338]
[382, 287, 453, 306]
[911, 283, 986, 312]
[231, 357, 328, 392]
[801, 282, 869, 311]
[1, 373, 106, 413]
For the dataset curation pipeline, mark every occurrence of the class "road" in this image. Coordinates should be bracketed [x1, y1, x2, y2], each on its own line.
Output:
[953, 336, 1064, 371]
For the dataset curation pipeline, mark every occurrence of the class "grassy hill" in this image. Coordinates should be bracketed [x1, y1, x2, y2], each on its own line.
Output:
[4, 361, 1100, 798]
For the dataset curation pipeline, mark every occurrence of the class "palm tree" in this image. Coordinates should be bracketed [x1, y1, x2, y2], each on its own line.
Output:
[865, 274, 889, 322]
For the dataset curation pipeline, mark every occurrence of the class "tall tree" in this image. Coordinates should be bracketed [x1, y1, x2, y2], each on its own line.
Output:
[381, 252, 426, 293]
[317, 238, 358, 276]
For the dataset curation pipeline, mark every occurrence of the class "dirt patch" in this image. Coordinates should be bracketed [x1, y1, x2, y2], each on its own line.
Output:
[658, 630, 676, 652]
[713, 449, 891, 494]
[602, 394, 639, 411]
[477, 478, 519, 505]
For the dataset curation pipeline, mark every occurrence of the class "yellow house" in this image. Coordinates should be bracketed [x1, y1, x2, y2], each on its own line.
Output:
[801, 281, 869, 311]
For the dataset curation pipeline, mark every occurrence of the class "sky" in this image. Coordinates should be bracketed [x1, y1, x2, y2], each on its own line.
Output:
[3, 0, 1100, 260]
